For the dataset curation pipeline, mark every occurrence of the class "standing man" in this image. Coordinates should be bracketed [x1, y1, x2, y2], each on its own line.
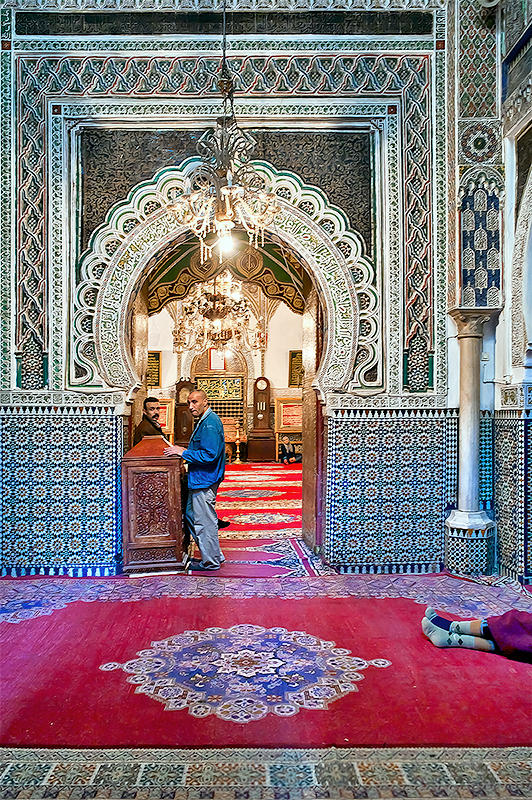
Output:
[133, 397, 163, 445]
[164, 390, 226, 571]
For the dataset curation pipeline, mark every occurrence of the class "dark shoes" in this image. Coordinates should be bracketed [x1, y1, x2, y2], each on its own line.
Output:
[188, 556, 225, 571]
[188, 561, 220, 571]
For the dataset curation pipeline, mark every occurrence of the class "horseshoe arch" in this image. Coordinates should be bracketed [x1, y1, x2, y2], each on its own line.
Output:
[76, 161, 373, 401]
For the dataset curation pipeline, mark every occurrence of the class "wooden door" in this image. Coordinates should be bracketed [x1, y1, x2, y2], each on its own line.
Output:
[301, 288, 324, 550]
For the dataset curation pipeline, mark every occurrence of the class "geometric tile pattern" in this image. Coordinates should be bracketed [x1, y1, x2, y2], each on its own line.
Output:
[459, 0, 498, 118]
[445, 525, 496, 576]
[1, 746, 531, 798]
[479, 411, 494, 510]
[0, 408, 122, 576]
[460, 187, 501, 307]
[325, 412, 450, 572]
[494, 414, 530, 582]
[458, 120, 502, 164]
[444, 412, 459, 509]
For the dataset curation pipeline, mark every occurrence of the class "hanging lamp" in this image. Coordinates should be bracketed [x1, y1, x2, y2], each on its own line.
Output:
[171, 1, 280, 262]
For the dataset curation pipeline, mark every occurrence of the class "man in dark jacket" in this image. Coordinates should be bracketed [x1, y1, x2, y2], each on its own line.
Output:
[164, 390, 225, 571]
[279, 435, 302, 464]
[133, 397, 164, 445]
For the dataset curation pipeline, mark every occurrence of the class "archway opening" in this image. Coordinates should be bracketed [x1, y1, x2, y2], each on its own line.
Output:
[127, 229, 325, 560]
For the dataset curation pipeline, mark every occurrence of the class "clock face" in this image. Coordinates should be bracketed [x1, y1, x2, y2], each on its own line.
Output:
[256, 378, 268, 391]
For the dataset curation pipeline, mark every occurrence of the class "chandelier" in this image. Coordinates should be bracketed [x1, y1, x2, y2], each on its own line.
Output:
[173, 270, 266, 353]
[171, 4, 280, 263]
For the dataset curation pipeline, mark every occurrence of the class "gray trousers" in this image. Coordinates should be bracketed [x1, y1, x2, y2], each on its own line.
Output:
[185, 481, 224, 568]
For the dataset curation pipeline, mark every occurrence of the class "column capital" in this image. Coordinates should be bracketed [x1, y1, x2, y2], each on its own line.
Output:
[449, 307, 501, 338]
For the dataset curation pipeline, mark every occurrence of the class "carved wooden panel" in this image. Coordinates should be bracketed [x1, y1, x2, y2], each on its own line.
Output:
[121, 446, 185, 572]
[129, 547, 178, 563]
[133, 471, 171, 537]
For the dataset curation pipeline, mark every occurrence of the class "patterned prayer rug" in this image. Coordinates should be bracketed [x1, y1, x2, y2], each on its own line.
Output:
[1, 577, 531, 749]
[187, 463, 331, 577]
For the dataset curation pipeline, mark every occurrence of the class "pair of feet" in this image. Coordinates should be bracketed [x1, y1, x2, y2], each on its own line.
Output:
[188, 556, 225, 572]
[422, 607, 460, 648]
[422, 607, 494, 652]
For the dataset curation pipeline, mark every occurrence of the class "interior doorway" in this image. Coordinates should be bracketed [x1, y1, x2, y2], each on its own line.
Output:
[128, 235, 325, 564]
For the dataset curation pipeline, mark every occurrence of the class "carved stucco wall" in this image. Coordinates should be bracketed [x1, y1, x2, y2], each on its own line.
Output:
[81, 162, 364, 402]
[1, 28, 444, 402]
[0, 6, 463, 576]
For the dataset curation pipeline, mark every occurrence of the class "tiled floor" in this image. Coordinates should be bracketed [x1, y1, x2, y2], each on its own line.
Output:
[1, 746, 532, 798]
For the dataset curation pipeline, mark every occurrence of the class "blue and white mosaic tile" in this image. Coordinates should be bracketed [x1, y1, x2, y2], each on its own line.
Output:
[0, 408, 122, 576]
[494, 414, 530, 582]
[325, 412, 452, 573]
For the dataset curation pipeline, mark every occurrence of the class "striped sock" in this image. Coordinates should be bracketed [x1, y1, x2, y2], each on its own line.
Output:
[424, 606, 451, 631]
[422, 618, 495, 652]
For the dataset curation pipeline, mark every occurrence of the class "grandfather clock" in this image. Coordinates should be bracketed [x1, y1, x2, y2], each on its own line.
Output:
[247, 377, 276, 461]
[174, 379, 195, 447]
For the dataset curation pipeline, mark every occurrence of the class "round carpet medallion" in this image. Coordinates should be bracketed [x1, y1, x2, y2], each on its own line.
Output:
[101, 624, 391, 723]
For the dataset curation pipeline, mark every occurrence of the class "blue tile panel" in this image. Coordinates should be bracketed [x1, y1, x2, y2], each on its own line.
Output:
[0, 408, 122, 576]
[325, 412, 454, 573]
[460, 189, 501, 307]
[479, 411, 494, 511]
[494, 414, 530, 582]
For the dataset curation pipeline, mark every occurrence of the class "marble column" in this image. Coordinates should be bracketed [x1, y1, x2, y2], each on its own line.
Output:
[445, 308, 500, 573]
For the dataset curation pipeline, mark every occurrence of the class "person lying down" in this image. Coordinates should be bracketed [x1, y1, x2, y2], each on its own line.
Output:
[422, 607, 532, 663]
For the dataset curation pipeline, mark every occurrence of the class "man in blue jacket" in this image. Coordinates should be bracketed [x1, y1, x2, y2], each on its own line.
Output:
[164, 390, 226, 571]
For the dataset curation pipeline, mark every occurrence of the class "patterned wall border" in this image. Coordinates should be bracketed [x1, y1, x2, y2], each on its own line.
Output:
[49, 95, 432, 408]
[510, 168, 532, 371]
[3, 0, 445, 9]
[445, 0, 458, 309]
[13, 36, 435, 54]
[86, 168, 363, 397]
[0, 11, 13, 391]
[434, 10, 449, 395]
[6, 46, 441, 397]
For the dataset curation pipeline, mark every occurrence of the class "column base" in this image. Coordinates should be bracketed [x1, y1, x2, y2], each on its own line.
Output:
[445, 510, 496, 576]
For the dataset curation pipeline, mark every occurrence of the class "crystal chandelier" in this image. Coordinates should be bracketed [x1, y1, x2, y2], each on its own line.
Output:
[173, 271, 266, 353]
[171, 4, 280, 263]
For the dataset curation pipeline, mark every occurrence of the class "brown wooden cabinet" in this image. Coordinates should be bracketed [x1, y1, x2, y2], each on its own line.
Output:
[121, 435, 187, 573]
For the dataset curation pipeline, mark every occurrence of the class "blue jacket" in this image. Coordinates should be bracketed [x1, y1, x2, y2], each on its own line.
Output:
[182, 407, 226, 490]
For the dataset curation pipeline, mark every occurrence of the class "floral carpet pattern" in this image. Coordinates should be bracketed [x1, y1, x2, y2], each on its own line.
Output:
[100, 624, 390, 723]
[183, 463, 321, 577]
[220, 489, 284, 498]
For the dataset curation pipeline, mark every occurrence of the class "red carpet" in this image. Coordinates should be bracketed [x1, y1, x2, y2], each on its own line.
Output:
[1, 591, 531, 748]
[188, 463, 329, 577]
[2, 465, 530, 749]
